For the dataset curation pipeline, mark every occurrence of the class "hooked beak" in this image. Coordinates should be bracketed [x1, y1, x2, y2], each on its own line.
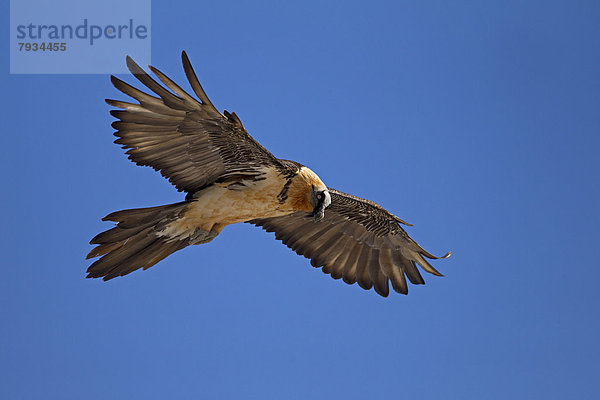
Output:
[311, 190, 330, 221]
[312, 208, 325, 221]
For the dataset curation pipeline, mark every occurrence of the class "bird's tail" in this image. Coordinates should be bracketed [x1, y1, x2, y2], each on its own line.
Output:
[86, 202, 193, 280]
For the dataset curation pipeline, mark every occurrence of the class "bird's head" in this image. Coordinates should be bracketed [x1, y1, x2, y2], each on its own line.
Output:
[310, 186, 331, 221]
[287, 166, 331, 220]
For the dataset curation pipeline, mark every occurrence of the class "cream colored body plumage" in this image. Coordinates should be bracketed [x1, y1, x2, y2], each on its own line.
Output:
[158, 166, 325, 241]
[86, 51, 450, 297]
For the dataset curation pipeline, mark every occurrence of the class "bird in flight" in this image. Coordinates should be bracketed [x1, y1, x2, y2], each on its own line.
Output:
[86, 51, 451, 297]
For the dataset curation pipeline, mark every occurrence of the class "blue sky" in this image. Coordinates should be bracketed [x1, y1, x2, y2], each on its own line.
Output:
[2, 1, 599, 399]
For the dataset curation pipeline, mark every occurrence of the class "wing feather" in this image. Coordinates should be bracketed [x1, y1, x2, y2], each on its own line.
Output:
[355, 247, 374, 290]
[181, 50, 217, 110]
[319, 234, 347, 267]
[249, 189, 450, 297]
[108, 52, 287, 193]
[341, 244, 362, 285]
[328, 237, 354, 279]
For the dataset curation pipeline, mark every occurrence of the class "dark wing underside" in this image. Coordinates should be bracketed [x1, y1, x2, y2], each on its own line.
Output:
[108, 51, 285, 192]
[249, 189, 451, 297]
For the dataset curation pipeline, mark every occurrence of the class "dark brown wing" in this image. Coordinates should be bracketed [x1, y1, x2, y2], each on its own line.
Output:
[249, 189, 451, 297]
[107, 51, 285, 192]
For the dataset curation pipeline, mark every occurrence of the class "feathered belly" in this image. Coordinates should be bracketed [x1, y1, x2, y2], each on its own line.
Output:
[188, 182, 291, 225]
[157, 168, 293, 240]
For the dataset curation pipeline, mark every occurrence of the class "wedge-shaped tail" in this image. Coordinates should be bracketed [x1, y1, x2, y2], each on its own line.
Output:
[86, 202, 192, 280]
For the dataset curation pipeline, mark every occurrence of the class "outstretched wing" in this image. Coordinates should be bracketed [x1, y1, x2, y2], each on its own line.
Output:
[249, 189, 451, 297]
[107, 51, 284, 193]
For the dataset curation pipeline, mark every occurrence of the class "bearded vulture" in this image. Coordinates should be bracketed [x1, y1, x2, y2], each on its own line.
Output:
[86, 51, 451, 297]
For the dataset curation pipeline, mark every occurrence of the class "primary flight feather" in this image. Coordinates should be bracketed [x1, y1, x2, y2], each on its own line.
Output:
[86, 51, 451, 297]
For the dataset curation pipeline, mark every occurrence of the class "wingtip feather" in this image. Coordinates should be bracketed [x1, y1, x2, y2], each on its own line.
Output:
[125, 55, 139, 73]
